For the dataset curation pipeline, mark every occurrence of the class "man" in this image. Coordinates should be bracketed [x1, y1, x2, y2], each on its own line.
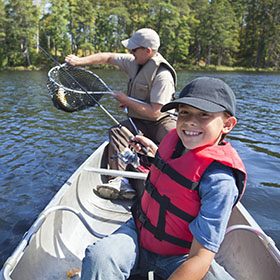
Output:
[65, 28, 177, 199]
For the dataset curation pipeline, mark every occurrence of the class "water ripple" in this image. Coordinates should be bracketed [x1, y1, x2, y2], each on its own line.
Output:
[0, 69, 279, 267]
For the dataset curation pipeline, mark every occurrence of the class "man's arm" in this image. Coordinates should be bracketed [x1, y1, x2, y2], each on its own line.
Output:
[168, 238, 215, 280]
[113, 91, 163, 120]
[65, 52, 161, 118]
[65, 52, 116, 66]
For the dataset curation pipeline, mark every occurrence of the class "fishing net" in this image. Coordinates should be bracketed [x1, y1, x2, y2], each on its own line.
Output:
[47, 64, 112, 112]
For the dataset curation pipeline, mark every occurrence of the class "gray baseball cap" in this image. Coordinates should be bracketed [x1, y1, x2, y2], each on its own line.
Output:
[121, 28, 160, 51]
[161, 77, 236, 116]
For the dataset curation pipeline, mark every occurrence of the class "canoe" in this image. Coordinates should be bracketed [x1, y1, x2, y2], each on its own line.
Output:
[1, 141, 280, 280]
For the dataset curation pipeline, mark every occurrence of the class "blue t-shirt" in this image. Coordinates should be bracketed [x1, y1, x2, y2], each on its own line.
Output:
[189, 161, 239, 253]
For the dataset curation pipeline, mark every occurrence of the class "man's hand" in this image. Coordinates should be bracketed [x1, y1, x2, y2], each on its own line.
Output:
[112, 91, 163, 121]
[65, 54, 81, 66]
[112, 91, 128, 104]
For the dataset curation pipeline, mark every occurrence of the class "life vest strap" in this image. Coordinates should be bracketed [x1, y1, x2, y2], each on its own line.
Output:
[136, 206, 192, 249]
[146, 181, 196, 223]
[154, 153, 199, 191]
[155, 194, 170, 241]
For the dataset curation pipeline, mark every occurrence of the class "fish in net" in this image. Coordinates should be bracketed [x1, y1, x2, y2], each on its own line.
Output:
[47, 64, 112, 112]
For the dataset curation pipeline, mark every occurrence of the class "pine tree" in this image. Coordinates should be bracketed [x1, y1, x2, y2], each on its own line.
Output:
[44, 0, 70, 60]
[4, 0, 39, 66]
[0, 0, 6, 66]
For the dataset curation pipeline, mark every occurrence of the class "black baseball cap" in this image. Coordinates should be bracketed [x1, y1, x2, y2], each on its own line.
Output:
[161, 77, 236, 116]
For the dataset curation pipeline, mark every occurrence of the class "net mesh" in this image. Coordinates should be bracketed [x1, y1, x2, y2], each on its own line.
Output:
[47, 64, 111, 112]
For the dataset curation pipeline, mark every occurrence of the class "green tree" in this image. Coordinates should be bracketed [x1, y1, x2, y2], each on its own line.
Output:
[1, 0, 279, 69]
[211, 0, 239, 66]
[197, 0, 239, 66]
[254, 0, 280, 69]
[68, 0, 97, 55]
[122, 0, 150, 34]
[44, 0, 70, 59]
[0, 0, 6, 66]
[236, 0, 280, 69]
[188, 0, 209, 65]
[92, 5, 118, 53]
[266, 0, 280, 70]
[4, 0, 39, 66]
[108, 5, 132, 52]
[146, 0, 193, 65]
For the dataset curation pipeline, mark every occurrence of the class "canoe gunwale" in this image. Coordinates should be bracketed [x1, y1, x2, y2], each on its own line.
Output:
[1, 142, 110, 280]
[225, 224, 280, 265]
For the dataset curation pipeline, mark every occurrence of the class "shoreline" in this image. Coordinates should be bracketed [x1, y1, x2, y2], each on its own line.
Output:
[175, 64, 280, 73]
[0, 64, 279, 74]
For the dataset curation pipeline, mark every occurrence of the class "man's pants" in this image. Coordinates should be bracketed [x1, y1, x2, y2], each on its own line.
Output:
[108, 115, 177, 171]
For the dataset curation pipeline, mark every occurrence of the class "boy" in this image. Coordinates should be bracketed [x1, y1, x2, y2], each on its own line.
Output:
[81, 77, 247, 280]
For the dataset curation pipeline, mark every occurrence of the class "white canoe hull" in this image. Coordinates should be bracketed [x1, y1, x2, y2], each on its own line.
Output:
[1, 142, 280, 280]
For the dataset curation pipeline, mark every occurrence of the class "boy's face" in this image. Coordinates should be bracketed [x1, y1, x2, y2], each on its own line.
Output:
[176, 104, 236, 151]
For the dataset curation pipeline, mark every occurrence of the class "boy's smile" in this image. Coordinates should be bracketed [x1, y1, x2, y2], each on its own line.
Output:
[176, 104, 236, 151]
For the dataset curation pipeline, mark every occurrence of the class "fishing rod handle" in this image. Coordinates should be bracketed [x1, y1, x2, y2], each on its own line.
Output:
[119, 125, 134, 139]
[120, 126, 153, 156]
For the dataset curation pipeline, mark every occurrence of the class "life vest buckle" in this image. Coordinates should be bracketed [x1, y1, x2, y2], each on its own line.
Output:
[138, 211, 148, 227]
[145, 181, 155, 196]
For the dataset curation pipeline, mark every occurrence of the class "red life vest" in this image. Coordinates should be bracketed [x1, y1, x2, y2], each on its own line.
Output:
[133, 129, 246, 256]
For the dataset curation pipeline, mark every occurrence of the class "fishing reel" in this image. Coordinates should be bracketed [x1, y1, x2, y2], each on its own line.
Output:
[114, 147, 140, 168]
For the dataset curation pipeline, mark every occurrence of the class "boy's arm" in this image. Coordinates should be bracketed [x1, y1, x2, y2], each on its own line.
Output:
[168, 238, 215, 280]
[171, 162, 238, 280]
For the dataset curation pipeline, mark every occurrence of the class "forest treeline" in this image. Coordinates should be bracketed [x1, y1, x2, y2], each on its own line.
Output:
[0, 0, 279, 70]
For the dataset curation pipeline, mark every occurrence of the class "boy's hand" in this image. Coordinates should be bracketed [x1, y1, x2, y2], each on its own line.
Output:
[168, 238, 215, 280]
[130, 135, 158, 157]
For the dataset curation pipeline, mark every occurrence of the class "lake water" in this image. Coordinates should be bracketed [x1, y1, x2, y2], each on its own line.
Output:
[0, 69, 279, 268]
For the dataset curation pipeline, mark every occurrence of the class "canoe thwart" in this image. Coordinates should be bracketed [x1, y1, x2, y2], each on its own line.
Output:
[85, 167, 148, 180]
